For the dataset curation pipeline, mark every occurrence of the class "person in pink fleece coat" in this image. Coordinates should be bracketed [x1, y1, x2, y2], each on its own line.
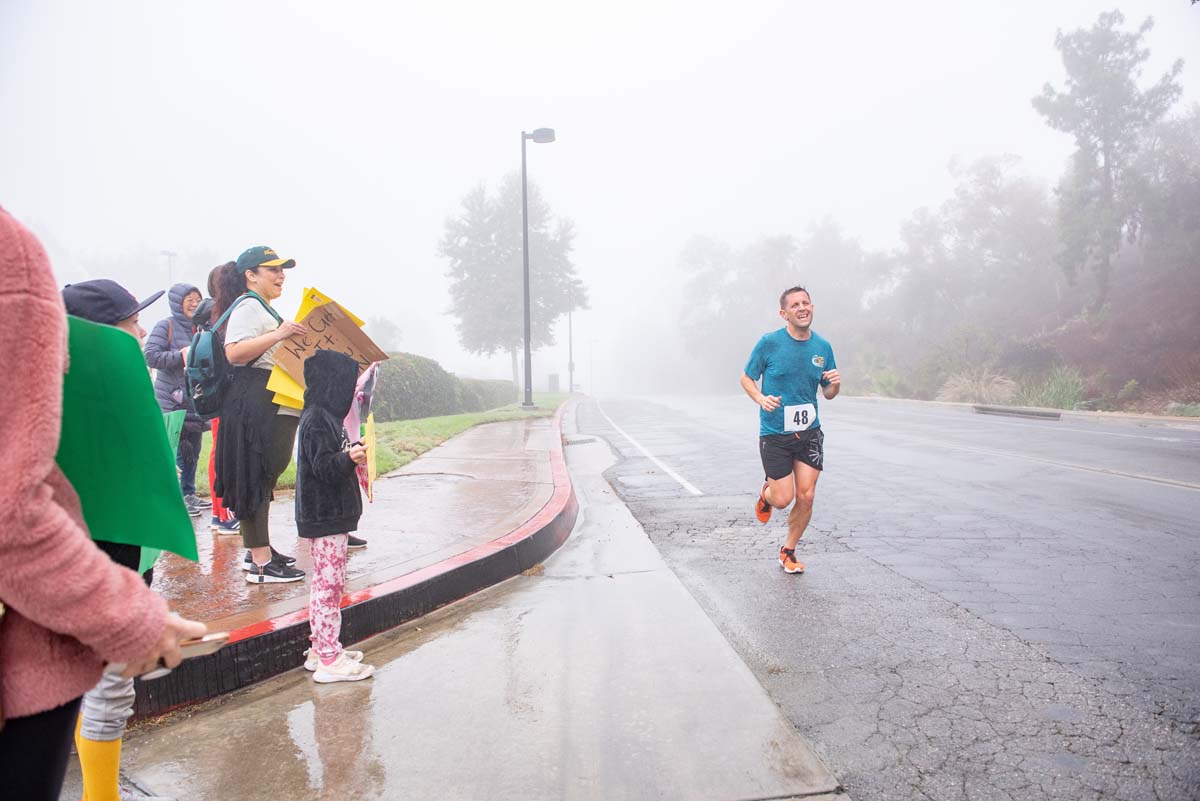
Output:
[0, 207, 206, 801]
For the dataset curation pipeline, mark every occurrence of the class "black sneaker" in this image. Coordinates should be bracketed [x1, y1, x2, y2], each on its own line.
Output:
[347, 535, 367, 550]
[242, 548, 297, 571]
[245, 558, 305, 584]
[184, 497, 202, 518]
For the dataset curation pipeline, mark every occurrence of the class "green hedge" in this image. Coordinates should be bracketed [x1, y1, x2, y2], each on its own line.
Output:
[459, 377, 518, 412]
[372, 353, 517, 422]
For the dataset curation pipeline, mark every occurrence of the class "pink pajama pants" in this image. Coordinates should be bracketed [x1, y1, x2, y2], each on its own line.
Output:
[308, 534, 349, 666]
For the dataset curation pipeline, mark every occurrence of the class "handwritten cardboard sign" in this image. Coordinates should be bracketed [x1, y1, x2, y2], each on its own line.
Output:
[269, 287, 363, 409]
[273, 301, 390, 390]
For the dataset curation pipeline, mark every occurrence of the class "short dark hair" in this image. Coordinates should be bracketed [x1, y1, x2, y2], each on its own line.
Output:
[779, 286, 811, 309]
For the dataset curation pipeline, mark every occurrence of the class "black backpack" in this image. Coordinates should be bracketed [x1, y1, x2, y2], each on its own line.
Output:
[185, 293, 282, 420]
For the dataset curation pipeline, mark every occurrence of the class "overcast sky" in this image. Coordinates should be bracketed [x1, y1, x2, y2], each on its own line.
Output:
[2, 1, 1197, 390]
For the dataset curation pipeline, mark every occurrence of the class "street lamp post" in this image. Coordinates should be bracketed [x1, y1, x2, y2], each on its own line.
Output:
[567, 284, 575, 393]
[520, 127, 555, 409]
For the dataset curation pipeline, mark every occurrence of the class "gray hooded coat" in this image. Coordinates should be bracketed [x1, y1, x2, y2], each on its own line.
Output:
[144, 282, 201, 426]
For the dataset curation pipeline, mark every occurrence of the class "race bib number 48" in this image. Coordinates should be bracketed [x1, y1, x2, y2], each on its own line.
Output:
[784, 403, 816, 432]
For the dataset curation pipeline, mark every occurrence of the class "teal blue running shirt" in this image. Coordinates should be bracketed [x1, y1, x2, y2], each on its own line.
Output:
[744, 328, 837, 436]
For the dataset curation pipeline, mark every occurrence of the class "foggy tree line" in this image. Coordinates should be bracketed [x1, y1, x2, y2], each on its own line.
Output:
[440, 172, 588, 388]
[671, 10, 1199, 413]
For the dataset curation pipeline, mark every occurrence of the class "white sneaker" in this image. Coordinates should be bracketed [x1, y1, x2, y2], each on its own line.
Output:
[304, 648, 363, 672]
[313, 652, 375, 684]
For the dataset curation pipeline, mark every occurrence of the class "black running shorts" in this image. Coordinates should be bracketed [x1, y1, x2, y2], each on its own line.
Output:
[759, 428, 824, 480]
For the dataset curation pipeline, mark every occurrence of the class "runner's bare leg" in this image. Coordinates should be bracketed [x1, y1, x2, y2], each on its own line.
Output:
[784, 460, 820, 550]
[764, 474, 795, 510]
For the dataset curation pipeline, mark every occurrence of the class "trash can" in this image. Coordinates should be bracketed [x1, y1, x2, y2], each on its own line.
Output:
[548, 373, 560, 393]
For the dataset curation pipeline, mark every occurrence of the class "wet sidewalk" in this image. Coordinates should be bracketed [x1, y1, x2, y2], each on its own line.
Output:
[133, 407, 577, 716]
[109, 402, 845, 801]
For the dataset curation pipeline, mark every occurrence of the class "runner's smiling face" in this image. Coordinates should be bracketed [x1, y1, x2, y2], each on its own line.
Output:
[779, 290, 813, 332]
[245, 265, 286, 301]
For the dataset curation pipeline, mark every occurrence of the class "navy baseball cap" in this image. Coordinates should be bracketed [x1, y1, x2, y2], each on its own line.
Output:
[236, 246, 295, 272]
[62, 279, 165, 325]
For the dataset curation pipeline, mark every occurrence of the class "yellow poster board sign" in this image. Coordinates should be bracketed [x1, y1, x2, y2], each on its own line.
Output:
[363, 411, 377, 502]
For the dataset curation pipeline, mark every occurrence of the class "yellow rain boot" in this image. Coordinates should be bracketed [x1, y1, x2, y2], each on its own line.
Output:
[75, 730, 123, 801]
[74, 714, 89, 801]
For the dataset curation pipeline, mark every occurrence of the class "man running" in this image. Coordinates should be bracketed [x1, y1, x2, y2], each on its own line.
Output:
[740, 286, 840, 574]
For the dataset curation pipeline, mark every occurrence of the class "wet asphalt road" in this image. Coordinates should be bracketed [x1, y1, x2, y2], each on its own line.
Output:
[578, 395, 1200, 801]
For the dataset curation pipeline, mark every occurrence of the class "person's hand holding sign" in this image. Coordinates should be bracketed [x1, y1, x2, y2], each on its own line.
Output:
[348, 442, 368, 465]
[275, 321, 307, 342]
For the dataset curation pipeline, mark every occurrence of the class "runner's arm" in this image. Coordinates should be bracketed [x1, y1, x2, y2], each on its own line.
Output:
[741, 373, 780, 411]
[821, 370, 841, 400]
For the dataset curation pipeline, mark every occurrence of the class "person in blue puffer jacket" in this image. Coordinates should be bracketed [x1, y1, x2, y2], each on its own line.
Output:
[144, 281, 210, 516]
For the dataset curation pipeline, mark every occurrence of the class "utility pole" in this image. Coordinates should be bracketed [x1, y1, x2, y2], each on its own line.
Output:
[160, 249, 178, 285]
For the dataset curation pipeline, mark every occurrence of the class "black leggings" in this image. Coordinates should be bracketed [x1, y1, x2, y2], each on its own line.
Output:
[240, 414, 299, 549]
[0, 696, 82, 801]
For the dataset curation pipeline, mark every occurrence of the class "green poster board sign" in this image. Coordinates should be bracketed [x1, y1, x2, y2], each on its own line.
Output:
[137, 409, 188, 573]
[55, 316, 198, 563]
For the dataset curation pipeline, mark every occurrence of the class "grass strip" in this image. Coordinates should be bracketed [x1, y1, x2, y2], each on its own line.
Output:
[195, 392, 569, 496]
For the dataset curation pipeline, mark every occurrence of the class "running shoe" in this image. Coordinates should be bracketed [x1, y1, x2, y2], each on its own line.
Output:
[183, 496, 202, 518]
[185, 494, 213, 510]
[245, 558, 305, 584]
[778, 546, 804, 574]
[755, 482, 772, 524]
[242, 548, 297, 571]
[313, 652, 375, 683]
[347, 535, 367, 550]
[304, 648, 364, 672]
[211, 516, 240, 534]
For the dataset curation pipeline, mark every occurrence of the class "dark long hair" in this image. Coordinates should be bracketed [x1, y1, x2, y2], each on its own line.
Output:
[207, 262, 231, 301]
[212, 262, 246, 322]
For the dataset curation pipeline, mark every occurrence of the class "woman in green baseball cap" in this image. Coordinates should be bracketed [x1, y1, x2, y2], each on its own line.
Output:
[212, 247, 308, 584]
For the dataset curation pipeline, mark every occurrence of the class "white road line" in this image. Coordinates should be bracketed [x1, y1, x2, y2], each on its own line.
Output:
[596, 402, 704, 496]
[837, 422, 1200, 492]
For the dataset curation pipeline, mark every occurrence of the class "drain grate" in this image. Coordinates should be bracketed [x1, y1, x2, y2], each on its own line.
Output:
[562, 435, 597, 446]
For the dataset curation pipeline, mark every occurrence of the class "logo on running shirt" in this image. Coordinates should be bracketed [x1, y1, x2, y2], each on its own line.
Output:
[811, 355, 825, 368]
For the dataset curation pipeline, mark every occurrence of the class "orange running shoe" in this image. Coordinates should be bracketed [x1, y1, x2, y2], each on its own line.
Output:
[778, 546, 805, 574]
[755, 482, 772, 524]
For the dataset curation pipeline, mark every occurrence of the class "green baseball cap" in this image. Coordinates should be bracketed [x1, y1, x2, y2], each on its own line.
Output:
[236, 245, 295, 272]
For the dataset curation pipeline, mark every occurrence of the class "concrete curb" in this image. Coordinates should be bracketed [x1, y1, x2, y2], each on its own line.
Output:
[973, 403, 1062, 420]
[133, 402, 579, 718]
[846, 393, 1200, 428]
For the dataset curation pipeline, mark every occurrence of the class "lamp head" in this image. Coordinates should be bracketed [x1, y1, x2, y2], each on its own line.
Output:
[529, 128, 556, 144]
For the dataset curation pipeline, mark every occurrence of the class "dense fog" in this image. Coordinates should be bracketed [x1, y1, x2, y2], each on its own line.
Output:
[3, 1, 1197, 411]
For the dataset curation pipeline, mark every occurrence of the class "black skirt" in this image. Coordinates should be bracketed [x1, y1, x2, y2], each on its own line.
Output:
[213, 367, 278, 518]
